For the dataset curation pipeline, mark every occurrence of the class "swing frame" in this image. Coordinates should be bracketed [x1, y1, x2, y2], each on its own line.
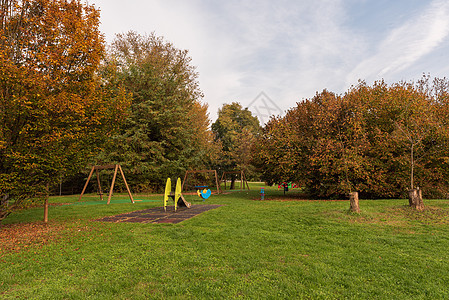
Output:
[182, 170, 220, 194]
[78, 164, 134, 204]
[220, 170, 250, 191]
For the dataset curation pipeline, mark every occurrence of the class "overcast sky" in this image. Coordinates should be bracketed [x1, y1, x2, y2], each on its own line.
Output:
[89, 0, 449, 124]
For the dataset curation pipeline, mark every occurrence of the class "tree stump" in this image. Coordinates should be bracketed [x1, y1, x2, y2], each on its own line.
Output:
[408, 188, 424, 210]
[349, 192, 360, 213]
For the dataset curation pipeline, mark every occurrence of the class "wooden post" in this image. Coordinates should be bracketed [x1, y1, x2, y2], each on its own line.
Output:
[349, 192, 360, 213]
[107, 165, 119, 204]
[44, 183, 49, 223]
[95, 168, 103, 201]
[79, 165, 134, 203]
[78, 166, 95, 201]
[220, 172, 226, 190]
[181, 171, 189, 192]
[214, 170, 220, 194]
[118, 165, 134, 203]
[243, 171, 250, 191]
[59, 174, 62, 196]
[182, 170, 220, 194]
[220, 171, 250, 191]
[44, 196, 48, 223]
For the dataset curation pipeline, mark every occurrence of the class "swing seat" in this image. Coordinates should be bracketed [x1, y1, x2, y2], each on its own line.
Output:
[194, 185, 208, 189]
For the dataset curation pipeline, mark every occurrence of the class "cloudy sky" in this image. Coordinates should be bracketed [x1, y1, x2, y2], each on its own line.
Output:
[89, 0, 449, 123]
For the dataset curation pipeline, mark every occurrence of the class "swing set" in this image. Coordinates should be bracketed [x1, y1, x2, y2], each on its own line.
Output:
[182, 170, 220, 194]
[220, 170, 250, 191]
[78, 164, 134, 204]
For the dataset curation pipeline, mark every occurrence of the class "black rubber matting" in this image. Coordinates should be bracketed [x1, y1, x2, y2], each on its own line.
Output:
[94, 204, 223, 224]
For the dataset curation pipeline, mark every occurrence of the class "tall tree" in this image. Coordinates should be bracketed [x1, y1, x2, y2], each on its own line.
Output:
[254, 77, 449, 200]
[98, 31, 213, 192]
[255, 90, 370, 198]
[0, 0, 129, 221]
[252, 112, 302, 186]
[212, 102, 260, 187]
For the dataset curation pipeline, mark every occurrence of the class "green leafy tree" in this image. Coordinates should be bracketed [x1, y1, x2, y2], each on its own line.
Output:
[98, 31, 214, 192]
[0, 0, 129, 221]
[212, 102, 260, 188]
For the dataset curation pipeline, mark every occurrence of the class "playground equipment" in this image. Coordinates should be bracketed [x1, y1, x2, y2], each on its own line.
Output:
[196, 186, 212, 200]
[278, 182, 299, 195]
[182, 170, 220, 194]
[277, 182, 299, 190]
[220, 170, 250, 191]
[164, 178, 171, 212]
[164, 178, 191, 212]
[79, 164, 134, 204]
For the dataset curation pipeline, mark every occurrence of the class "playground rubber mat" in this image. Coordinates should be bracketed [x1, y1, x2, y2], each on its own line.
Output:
[94, 204, 223, 224]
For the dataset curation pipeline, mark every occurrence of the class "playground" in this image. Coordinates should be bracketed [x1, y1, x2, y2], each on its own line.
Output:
[95, 204, 223, 224]
[3, 183, 449, 298]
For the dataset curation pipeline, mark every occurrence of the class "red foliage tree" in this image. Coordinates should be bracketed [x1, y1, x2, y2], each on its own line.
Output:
[254, 78, 449, 201]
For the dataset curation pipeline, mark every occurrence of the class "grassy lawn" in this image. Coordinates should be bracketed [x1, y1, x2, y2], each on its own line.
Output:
[2, 183, 449, 299]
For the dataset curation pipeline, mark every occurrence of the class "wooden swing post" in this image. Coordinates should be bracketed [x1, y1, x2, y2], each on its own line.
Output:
[78, 164, 134, 204]
[221, 170, 250, 191]
[95, 168, 103, 201]
[182, 170, 220, 194]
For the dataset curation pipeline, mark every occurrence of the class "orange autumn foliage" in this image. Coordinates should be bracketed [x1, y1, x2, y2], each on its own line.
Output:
[254, 78, 449, 199]
[0, 0, 130, 220]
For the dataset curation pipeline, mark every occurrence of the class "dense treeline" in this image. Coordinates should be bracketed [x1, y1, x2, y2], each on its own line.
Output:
[95, 32, 215, 192]
[2, 0, 449, 223]
[0, 0, 130, 220]
[0, 0, 215, 221]
[254, 77, 449, 199]
[211, 102, 261, 186]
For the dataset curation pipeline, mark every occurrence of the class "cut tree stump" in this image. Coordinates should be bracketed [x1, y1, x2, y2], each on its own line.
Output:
[349, 192, 360, 213]
[408, 188, 424, 210]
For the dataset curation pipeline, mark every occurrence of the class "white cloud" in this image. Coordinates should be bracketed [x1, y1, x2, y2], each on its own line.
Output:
[188, 0, 362, 118]
[90, 0, 449, 122]
[346, 0, 449, 86]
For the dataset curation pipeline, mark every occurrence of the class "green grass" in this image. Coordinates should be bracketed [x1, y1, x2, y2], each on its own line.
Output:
[2, 184, 449, 299]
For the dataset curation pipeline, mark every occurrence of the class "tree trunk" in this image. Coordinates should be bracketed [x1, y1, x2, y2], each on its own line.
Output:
[230, 177, 235, 190]
[0, 210, 11, 222]
[44, 184, 49, 223]
[0, 194, 11, 222]
[410, 143, 414, 190]
[349, 192, 360, 213]
[408, 188, 424, 210]
[43, 196, 49, 223]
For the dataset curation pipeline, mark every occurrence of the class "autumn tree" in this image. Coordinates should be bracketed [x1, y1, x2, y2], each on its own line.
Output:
[0, 0, 130, 221]
[353, 80, 449, 203]
[255, 90, 370, 198]
[97, 31, 214, 192]
[254, 77, 449, 200]
[306, 90, 371, 198]
[427, 76, 449, 194]
[212, 102, 261, 188]
[252, 112, 302, 186]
